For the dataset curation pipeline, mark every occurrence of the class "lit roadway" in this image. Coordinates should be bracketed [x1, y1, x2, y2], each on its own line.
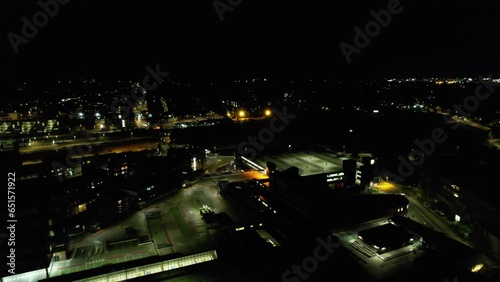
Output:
[441, 112, 491, 131]
[403, 191, 500, 272]
[370, 181, 500, 274]
[19, 135, 155, 154]
[19, 137, 159, 164]
[160, 115, 224, 130]
[487, 138, 500, 150]
[439, 112, 500, 149]
[10, 150, 500, 280]
[254, 150, 475, 247]
[374, 182, 474, 249]
[47, 159, 263, 278]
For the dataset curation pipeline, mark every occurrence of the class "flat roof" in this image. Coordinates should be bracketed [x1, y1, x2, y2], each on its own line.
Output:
[358, 223, 411, 249]
[255, 151, 347, 176]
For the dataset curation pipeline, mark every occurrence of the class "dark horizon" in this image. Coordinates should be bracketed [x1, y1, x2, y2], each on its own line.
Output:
[3, 0, 500, 94]
[3, 2, 500, 281]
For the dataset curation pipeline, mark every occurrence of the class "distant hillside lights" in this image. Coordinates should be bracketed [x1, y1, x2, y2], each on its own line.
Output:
[7, 0, 71, 54]
[382, 75, 499, 184]
[50, 64, 168, 183]
[109, 65, 169, 122]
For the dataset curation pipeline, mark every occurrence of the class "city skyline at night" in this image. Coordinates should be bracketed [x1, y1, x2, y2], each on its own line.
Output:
[2, 1, 500, 282]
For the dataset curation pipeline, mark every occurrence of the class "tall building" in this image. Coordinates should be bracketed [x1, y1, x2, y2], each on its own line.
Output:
[342, 158, 357, 187]
[1, 177, 69, 275]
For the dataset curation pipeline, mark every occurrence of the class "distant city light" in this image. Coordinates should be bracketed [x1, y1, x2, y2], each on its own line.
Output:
[238, 110, 245, 118]
[264, 109, 272, 116]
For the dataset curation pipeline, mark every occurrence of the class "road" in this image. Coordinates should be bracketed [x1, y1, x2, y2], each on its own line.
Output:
[380, 183, 475, 250]
[404, 192, 500, 275]
[370, 181, 475, 249]
[47, 167, 263, 279]
[19, 136, 155, 154]
[20, 140, 159, 165]
[11, 148, 500, 281]
[487, 138, 500, 150]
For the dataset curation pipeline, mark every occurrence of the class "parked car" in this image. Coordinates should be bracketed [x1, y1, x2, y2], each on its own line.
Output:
[89, 223, 102, 233]
[124, 227, 137, 234]
[200, 205, 214, 218]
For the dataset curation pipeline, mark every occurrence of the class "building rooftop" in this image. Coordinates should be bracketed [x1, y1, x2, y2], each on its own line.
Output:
[334, 217, 484, 282]
[358, 223, 412, 250]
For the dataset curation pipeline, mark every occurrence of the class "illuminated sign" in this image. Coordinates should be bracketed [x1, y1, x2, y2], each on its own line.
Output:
[326, 172, 344, 183]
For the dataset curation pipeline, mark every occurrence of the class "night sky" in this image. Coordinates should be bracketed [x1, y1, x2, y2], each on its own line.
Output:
[3, 0, 500, 93]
